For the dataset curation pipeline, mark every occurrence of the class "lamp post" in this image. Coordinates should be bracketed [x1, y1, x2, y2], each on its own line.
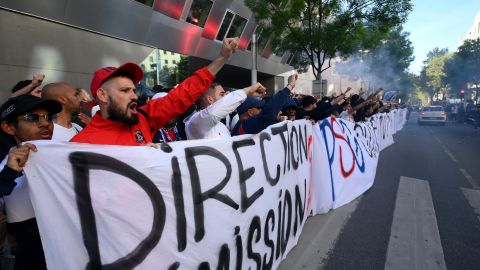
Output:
[156, 48, 161, 86]
[251, 32, 257, 85]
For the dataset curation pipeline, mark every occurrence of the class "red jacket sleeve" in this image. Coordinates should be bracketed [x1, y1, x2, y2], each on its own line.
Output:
[141, 67, 214, 130]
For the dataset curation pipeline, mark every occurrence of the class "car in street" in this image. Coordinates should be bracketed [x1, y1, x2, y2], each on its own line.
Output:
[465, 104, 480, 129]
[418, 106, 446, 125]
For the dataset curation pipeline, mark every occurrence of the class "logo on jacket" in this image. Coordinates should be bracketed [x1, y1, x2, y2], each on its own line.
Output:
[134, 130, 145, 144]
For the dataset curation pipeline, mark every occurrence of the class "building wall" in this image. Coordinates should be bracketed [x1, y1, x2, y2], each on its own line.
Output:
[0, 0, 292, 77]
[460, 10, 480, 45]
[0, 9, 154, 101]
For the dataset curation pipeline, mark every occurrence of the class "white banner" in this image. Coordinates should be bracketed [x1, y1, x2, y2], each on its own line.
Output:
[311, 109, 406, 214]
[24, 121, 313, 270]
[22, 110, 405, 269]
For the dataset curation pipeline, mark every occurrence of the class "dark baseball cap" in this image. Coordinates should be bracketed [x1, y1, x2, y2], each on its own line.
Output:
[237, 96, 266, 115]
[0, 95, 62, 122]
[90, 62, 144, 99]
[283, 98, 298, 109]
[301, 96, 317, 107]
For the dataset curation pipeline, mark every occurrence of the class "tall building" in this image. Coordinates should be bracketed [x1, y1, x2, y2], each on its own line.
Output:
[460, 10, 480, 45]
[0, 0, 293, 100]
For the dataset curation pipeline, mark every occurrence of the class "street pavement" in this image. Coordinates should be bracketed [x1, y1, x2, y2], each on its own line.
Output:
[279, 113, 480, 270]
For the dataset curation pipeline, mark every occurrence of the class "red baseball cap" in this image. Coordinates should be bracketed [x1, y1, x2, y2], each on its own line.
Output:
[90, 62, 144, 99]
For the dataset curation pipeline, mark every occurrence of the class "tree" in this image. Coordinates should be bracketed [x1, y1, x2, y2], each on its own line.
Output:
[425, 53, 451, 99]
[176, 56, 190, 83]
[445, 39, 480, 93]
[244, 0, 412, 80]
[425, 47, 449, 62]
[418, 48, 451, 100]
[155, 56, 190, 87]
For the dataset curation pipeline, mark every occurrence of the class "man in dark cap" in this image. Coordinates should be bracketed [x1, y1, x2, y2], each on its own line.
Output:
[296, 95, 317, 120]
[0, 95, 62, 270]
[282, 98, 298, 121]
[232, 74, 297, 135]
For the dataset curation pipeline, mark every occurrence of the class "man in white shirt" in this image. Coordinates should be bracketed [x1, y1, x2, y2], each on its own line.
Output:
[184, 82, 266, 139]
[41, 83, 83, 141]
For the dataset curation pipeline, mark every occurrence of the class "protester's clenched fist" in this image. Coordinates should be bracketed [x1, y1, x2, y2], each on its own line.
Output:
[220, 37, 239, 59]
[244, 82, 266, 97]
[7, 143, 38, 172]
[78, 113, 91, 125]
[32, 74, 45, 87]
[287, 73, 298, 89]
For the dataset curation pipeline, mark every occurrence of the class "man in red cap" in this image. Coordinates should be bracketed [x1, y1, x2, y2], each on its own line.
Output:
[70, 38, 239, 145]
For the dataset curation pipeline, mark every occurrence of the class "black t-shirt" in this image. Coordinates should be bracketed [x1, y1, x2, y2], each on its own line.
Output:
[295, 108, 309, 120]
[351, 97, 366, 122]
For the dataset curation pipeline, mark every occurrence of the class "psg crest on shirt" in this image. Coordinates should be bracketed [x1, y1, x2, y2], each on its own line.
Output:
[134, 130, 145, 144]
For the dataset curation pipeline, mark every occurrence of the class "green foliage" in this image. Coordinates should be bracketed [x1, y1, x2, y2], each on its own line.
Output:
[418, 48, 451, 99]
[425, 53, 451, 95]
[176, 56, 190, 83]
[157, 56, 190, 87]
[445, 39, 480, 92]
[245, 0, 412, 79]
[407, 88, 429, 105]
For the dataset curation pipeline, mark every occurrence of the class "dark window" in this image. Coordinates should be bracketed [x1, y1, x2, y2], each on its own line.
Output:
[423, 107, 443, 111]
[173, 60, 177, 64]
[186, 0, 213, 28]
[273, 44, 285, 57]
[286, 52, 297, 65]
[216, 11, 235, 41]
[217, 12, 248, 41]
[149, 56, 154, 62]
[256, 32, 269, 54]
[163, 50, 167, 55]
[133, 0, 154, 7]
[165, 60, 169, 64]
[226, 15, 247, 38]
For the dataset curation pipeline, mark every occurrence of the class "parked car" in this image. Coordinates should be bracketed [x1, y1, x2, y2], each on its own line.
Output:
[418, 106, 446, 126]
[464, 105, 480, 129]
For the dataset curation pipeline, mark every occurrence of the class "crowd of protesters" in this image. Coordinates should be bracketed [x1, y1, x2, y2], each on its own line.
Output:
[0, 37, 403, 270]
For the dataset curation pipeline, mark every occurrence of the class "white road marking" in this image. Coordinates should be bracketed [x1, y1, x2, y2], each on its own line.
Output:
[442, 147, 458, 163]
[385, 177, 447, 270]
[459, 168, 480, 189]
[461, 187, 480, 223]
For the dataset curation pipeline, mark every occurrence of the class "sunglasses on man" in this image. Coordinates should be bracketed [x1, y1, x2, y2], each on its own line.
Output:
[19, 113, 54, 124]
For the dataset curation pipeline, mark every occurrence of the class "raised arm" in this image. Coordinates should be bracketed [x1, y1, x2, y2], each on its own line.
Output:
[207, 38, 239, 76]
[9, 74, 44, 98]
[143, 38, 240, 130]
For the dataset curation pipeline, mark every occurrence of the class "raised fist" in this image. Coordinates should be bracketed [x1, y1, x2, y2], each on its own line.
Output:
[220, 37, 240, 59]
[244, 82, 267, 97]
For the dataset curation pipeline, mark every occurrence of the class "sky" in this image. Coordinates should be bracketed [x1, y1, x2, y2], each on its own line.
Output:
[403, 0, 479, 74]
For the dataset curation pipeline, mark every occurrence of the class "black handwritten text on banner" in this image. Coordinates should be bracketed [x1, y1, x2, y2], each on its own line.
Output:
[25, 121, 313, 270]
